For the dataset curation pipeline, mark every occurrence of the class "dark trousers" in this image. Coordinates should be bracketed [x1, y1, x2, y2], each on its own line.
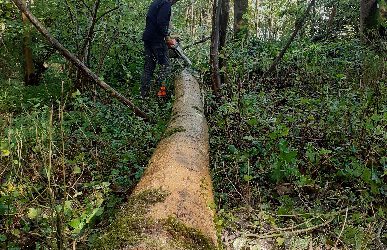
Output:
[141, 41, 170, 97]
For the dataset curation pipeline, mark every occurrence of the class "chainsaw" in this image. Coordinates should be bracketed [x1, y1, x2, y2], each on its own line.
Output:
[167, 37, 192, 66]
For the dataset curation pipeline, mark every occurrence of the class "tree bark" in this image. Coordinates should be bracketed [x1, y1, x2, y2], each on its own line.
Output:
[360, 0, 384, 41]
[265, 0, 316, 75]
[234, 0, 248, 36]
[12, 0, 148, 120]
[219, 0, 230, 84]
[21, 0, 35, 85]
[80, 0, 100, 63]
[326, 4, 337, 35]
[254, 0, 260, 36]
[96, 71, 218, 249]
[75, 0, 100, 90]
[210, 0, 221, 94]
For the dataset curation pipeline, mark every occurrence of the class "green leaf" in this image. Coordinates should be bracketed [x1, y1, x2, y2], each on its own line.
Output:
[1, 149, 10, 157]
[27, 208, 38, 219]
[72, 90, 81, 98]
[73, 166, 81, 174]
[228, 144, 237, 154]
[243, 135, 255, 141]
[247, 117, 258, 126]
[85, 207, 104, 224]
[11, 229, 20, 237]
[276, 237, 285, 246]
[243, 175, 253, 182]
[0, 234, 6, 242]
[319, 148, 332, 155]
[69, 218, 81, 229]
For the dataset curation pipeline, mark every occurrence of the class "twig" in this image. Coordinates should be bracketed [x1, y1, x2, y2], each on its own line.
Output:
[79, 0, 100, 63]
[246, 206, 357, 239]
[376, 221, 386, 250]
[264, 0, 316, 75]
[269, 218, 315, 233]
[79, 0, 92, 14]
[246, 216, 335, 239]
[64, 0, 80, 51]
[223, 165, 249, 205]
[183, 36, 211, 49]
[334, 207, 349, 248]
[96, 6, 119, 22]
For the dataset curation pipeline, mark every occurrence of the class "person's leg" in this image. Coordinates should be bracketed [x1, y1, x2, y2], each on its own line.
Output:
[141, 42, 156, 97]
[153, 43, 170, 97]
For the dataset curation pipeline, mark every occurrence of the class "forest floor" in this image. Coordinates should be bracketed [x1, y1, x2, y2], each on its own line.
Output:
[0, 39, 386, 249]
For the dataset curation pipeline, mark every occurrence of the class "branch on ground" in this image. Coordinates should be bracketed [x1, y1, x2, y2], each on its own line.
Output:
[12, 0, 148, 121]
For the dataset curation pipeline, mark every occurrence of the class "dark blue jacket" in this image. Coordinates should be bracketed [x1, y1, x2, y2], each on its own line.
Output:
[142, 0, 171, 43]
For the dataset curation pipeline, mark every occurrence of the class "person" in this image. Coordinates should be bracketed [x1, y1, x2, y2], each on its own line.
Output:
[141, 0, 179, 98]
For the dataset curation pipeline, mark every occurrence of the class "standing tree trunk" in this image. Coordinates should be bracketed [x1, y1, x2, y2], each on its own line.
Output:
[360, 0, 376, 40]
[219, 0, 230, 85]
[210, 0, 222, 94]
[325, 4, 337, 39]
[254, 0, 260, 37]
[360, 0, 385, 41]
[75, 0, 101, 91]
[22, 0, 35, 85]
[190, 1, 195, 36]
[234, 0, 248, 36]
[265, 0, 316, 75]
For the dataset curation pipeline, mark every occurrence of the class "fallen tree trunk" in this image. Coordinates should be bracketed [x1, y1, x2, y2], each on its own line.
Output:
[12, 0, 148, 121]
[96, 70, 218, 249]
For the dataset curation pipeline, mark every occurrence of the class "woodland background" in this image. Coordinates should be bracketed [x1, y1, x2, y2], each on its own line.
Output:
[0, 0, 386, 249]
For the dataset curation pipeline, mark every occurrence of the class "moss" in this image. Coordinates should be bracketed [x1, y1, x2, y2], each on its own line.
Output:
[163, 126, 186, 139]
[92, 189, 169, 249]
[93, 190, 218, 250]
[163, 216, 217, 250]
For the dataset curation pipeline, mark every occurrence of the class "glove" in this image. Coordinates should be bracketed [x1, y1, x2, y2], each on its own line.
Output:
[166, 37, 177, 48]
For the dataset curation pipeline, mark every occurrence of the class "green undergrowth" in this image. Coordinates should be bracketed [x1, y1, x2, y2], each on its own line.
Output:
[207, 39, 386, 249]
[0, 73, 72, 113]
[0, 74, 173, 248]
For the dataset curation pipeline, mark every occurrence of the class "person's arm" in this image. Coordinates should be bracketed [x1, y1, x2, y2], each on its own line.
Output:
[157, 2, 171, 37]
